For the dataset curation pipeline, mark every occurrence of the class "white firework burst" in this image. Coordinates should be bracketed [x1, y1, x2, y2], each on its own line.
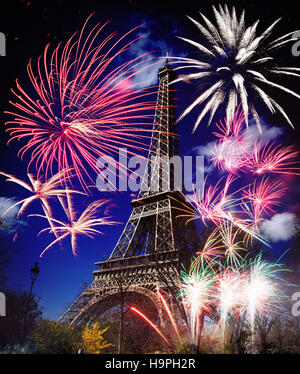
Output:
[172, 4, 300, 132]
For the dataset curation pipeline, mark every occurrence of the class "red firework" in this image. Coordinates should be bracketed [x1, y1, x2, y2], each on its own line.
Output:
[130, 307, 172, 347]
[5, 15, 159, 189]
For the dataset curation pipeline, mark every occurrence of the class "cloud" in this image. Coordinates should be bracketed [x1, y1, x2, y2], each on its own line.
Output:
[193, 141, 215, 158]
[191, 142, 218, 175]
[192, 121, 284, 173]
[260, 212, 296, 242]
[0, 197, 26, 234]
[243, 119, 284, 147]
[195, 122, 283, 156]
[119, 15, 187, 88]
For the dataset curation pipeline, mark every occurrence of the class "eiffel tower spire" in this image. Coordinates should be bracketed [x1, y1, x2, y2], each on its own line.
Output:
[58, 60, 198, 328]
[138, 54, 179, 198]
[106, 59, 181, 261]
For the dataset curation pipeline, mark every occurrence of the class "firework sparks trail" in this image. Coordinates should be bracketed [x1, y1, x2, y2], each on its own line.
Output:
[241, 255, 288, 352]
[239, 199, 265, 247]
[5, 15, 161, 190]
[158, 292, 182, 344]
[130, 306, 172, 348]
[31, 197, 118, 256]
[200, 108, 298, 246]
[221, 209, 270, 248]
[210, 112, 300, 177]
[208, 108, 300, 176]
[170, 4, 300, 131]
[130, 292, 182, 348]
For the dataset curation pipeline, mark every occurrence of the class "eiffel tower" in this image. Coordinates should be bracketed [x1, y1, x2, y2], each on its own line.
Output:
[58, 57, 198, 327]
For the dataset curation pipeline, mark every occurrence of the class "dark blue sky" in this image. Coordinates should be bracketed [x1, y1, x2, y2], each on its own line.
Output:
[0, 0, 300, 320]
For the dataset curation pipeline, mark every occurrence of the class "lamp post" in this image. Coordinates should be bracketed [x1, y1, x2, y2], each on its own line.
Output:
[24, 262, 39, 337]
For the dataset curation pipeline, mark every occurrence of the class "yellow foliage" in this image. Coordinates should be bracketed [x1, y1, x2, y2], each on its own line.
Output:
[81, 322, 113, 354]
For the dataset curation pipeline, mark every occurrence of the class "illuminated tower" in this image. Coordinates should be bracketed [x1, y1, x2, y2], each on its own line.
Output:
[59, 59, 198, 331]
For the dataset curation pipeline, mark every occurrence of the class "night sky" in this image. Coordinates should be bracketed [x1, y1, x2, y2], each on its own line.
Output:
[0, 0, 300, 320]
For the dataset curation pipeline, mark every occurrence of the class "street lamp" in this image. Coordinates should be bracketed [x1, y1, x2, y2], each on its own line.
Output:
[30, 262, 40, 283]
[24, 262, 40, 337]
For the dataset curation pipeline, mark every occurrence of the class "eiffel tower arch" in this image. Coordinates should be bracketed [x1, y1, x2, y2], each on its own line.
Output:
[58, 58, 199, 335]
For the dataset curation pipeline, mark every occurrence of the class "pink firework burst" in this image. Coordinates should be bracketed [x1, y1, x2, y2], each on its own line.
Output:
[242, 177, 286, 218]
[210, 109, 252, 173]
[188, 174, 240, 226]
[250, 141, 300, 176]
[210, 138, 250, 173]
[213, 106, 245, 139]
[5, 15, 159, 189]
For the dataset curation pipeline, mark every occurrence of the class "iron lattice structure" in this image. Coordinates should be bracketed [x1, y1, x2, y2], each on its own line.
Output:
[58, 60, 198, 326]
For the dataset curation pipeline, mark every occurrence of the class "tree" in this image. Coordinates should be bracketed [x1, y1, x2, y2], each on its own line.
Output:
[269, 316, 300, 354]
[0, 289, 42, 347]
[81, 322, 113, 354]
[107, 273, 134, 354]
[95, 300, 167, 354]
[0, 240, 11, 288]
[243, 314, 277, 354]
[286, 209, 300, 284]
[31, 320, 81, 354]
